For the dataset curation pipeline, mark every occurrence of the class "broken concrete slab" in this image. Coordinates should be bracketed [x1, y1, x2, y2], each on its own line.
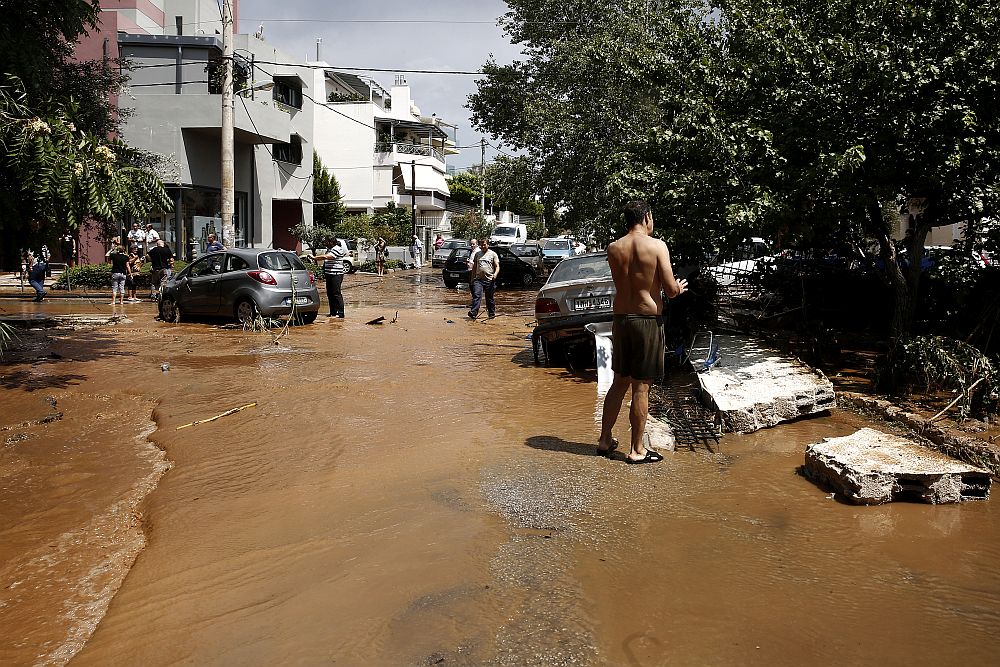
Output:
[804, 428, 991, 505]
[695, 334, 835, 433]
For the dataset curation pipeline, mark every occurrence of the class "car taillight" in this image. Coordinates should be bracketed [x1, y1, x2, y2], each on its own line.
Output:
[308, 272, 316, 285]
[247, 270, 277, 285]
[536, 297, 560, 314]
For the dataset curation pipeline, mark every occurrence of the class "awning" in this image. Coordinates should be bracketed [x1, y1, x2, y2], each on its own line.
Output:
[400, 164, 450, 196]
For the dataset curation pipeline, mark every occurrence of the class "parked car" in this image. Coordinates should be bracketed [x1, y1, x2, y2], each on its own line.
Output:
[441, 245, 539, 289]
[542, 238, 576, 270]
[510, 242, 546, 276]
[533, 252, 614, 362]
[301, 238, 357, 273]
[159, 248, 320, 324]
[489, 222, 528, 247]
[432, 238, 472, 268]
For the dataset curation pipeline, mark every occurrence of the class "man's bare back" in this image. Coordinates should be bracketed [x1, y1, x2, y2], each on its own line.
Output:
[607, 211, 686, 315]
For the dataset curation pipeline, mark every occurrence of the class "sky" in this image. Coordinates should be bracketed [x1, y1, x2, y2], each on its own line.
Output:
[236, 0, 523, 169]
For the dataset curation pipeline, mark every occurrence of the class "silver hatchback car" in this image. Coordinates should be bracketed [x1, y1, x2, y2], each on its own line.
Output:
[158, 248, 321, 324]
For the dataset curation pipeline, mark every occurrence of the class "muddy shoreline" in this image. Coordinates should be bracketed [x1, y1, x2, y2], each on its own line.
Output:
[4, 275, 1000, 665]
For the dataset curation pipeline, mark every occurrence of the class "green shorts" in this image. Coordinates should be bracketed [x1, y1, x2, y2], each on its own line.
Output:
[611, 314, 665, 381]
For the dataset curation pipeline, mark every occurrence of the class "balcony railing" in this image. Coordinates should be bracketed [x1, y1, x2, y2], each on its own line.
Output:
[374, 141, 445, 163]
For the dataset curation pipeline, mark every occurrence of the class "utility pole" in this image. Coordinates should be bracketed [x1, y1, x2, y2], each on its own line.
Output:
[220, 0, 236, 248]
[410, 160, 417, 236]
[480, 138, 486, 220]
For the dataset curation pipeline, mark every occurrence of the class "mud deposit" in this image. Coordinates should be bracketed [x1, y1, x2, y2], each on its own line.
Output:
[3, 273, 1000, 665]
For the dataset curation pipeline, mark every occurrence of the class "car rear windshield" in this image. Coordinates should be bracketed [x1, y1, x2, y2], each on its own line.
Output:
[259, 252, 306, 271]
[511, 245, 538, 256]
[443, 239, 466, 249]
[452, 248, 473, 261]
[544, 239, 570, 250]
[549, 255, 611, 282]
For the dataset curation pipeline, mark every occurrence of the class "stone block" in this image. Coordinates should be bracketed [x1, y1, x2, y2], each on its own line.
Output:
[696, 335, 836, 433]
[804, 428, 991, 505]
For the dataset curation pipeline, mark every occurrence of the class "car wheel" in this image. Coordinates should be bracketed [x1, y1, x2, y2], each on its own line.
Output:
[444, 279, 457, 289]
[520, 271, 535, 287]
[296, 311, 318, 325]
[159, 297, 178, 323]
[343, 260, 354, 274]
[235, 298, 259, 324]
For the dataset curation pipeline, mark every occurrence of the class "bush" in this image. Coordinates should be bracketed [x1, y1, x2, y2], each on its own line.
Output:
[891, 335, 1000, 419]
[359, 259, 404, 273]
[54, 260, 188, 290]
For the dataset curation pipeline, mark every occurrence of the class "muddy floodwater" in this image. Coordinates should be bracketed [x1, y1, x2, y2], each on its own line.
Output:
[2, 271, 1000, 666]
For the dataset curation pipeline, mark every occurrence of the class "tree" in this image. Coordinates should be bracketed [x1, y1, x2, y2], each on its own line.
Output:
[1, 83, 172, 253]
[485, 155, 544, 218]
[0, 0, 171, 267]
[472, 0, 1000, 356]
[449, 211, 494, 242]
[372, 202, 412, 244]
[312, 152, 345, 230]
[448, 170, 487, 208]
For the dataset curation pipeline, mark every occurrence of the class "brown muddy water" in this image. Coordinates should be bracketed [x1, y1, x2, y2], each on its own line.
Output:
[2, 272, 1000, 666]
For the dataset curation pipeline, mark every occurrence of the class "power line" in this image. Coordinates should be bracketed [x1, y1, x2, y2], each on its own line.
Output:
[252, 59, 482, 75]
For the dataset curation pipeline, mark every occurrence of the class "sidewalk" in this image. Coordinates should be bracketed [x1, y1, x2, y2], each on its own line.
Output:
[0, 271, 115, 299]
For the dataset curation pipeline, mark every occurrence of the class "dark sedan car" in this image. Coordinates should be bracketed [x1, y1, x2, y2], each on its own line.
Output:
[158, 248, 320, 324]
[442, 245, 539, 289]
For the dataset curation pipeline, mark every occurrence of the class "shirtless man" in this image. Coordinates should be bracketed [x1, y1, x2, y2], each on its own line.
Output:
[597, 200, 688, 464]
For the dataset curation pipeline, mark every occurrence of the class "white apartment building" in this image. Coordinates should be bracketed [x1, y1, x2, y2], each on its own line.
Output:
[310, 68, 457, 232]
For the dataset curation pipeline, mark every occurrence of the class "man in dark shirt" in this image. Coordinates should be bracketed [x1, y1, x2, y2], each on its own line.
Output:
[147, 239, 174, 300]
[27, 253, 48, 302]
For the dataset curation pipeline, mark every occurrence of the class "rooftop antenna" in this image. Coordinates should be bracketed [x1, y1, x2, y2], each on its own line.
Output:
[316, 38, 322, 61]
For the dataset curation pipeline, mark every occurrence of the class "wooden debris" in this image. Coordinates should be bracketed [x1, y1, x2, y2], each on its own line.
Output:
[175, 402, 257, 430]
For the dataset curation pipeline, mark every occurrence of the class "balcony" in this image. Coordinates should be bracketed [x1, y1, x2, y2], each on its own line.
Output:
[375, 141, 446, 165]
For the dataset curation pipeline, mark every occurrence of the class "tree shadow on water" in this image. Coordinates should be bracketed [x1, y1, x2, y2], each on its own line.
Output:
[525, 435, 600, 457]
[1, 329, 131, 391]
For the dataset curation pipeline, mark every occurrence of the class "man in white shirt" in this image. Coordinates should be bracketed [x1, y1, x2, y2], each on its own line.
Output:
[127, 222, 145, 257]
[144, 224, 160, 257]
[410, 234, 424, 268]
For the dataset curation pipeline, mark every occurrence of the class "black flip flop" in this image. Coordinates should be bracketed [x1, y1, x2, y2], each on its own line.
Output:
[597, 438, 619, 458]
[626, 449, 663, 464]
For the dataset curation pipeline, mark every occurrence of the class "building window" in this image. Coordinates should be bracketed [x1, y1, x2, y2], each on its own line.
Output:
[273, 135, 303, 165]
[273, 80, 302, 109]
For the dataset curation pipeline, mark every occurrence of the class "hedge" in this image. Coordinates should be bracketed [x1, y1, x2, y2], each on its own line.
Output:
[54, 261, 189, 290]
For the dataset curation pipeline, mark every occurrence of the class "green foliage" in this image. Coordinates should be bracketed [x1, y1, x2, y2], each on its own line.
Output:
[55, 260, 188, 289]
[472, 0, 1000, 342]
[337, 214, 378, 248]
[313, 152, 345, 229]
[0, 321, 17, 356]
[448, 171, 488, 208]
[372, 202, 412, 245]
[449, 211, 494, 243]
[891, 335, 1000, 419]
[288, 222, 336, 253]
[485, 155, 543, 217]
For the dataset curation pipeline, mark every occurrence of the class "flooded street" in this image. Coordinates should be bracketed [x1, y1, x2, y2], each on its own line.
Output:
[3, 271, 1000, 665]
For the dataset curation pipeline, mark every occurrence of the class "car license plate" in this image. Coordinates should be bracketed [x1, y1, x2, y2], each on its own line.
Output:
[448, 272, 461, 278]
[574, 296, 611, 311]
[294, 296, 310, 305]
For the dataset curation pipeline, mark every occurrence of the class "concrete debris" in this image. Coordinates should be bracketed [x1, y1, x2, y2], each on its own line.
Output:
[645, 415, 677, 453]
[804, 428, 991, 505]
[696, 334, 835, 433]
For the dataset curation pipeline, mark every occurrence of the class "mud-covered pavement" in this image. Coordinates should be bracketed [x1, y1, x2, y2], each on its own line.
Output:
[2, 270, 1000, 666]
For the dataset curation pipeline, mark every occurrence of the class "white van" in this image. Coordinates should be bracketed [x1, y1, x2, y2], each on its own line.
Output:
[489, 223, 528, 247]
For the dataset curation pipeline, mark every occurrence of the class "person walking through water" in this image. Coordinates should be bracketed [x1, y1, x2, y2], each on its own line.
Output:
[597, 200, 688, 464]
[317, 238, 347, 318]
[410, 234, 424, 268]
[468, 238, 499, 319]
[374, 237, 387, 277]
